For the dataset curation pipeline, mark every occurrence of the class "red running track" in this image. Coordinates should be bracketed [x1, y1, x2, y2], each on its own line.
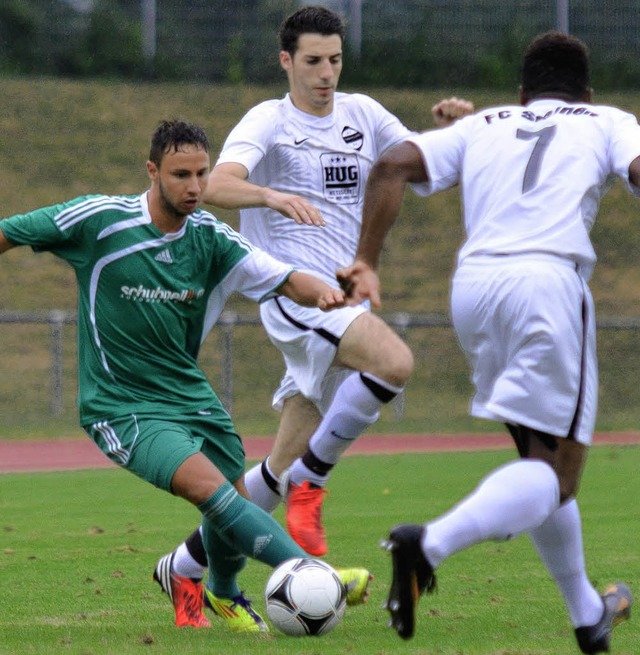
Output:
[1, 432, 639, 474]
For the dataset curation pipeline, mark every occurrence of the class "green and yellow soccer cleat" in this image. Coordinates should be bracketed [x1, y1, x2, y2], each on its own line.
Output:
[336, 567, 374, 606]
[203, 587, 269, 633]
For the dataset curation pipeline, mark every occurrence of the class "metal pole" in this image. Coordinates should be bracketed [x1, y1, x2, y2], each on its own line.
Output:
[219, 311, 236, 414]
[141, 0, 157, 78]
[556, 0, 569, 33]
[390, 312, 410, 421]
[49, 310, 65, 417]
[348, 0, 363, 61]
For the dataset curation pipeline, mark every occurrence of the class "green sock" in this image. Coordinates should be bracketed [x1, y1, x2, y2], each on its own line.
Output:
[201, 525, 246, 599]
[198, 482, 306, 568]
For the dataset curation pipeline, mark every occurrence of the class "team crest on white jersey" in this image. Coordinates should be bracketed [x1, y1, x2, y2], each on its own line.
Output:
[342, 125, 363, 151]
[154, 249, 173, 264]
[321, 153, 360, 204]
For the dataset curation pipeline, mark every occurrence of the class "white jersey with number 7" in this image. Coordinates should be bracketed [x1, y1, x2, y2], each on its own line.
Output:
[409, 98, 640, 280]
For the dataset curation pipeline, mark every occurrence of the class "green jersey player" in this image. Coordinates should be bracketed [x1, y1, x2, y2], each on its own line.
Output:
[0, 118, 369, 632]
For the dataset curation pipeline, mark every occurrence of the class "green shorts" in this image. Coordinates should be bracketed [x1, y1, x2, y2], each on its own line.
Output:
[84, 407, 246, 492]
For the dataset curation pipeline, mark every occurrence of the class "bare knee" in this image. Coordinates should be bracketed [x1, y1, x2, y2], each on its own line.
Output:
[171, 452, 227, 505]
[385, 338, 414, 384]
[338, 313, 414, 386]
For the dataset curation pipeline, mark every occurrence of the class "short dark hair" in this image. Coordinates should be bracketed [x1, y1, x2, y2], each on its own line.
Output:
[149, 119, 209, 167]
[521, 31, 591, 101]
[279, 5, 345, 55]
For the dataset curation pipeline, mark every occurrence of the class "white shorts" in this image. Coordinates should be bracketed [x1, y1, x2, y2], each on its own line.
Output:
[259, 296, 368, 414]
[451, 255, 597, 445]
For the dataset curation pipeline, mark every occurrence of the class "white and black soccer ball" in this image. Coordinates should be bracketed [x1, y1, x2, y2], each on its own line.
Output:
[265, 558, 347, 636]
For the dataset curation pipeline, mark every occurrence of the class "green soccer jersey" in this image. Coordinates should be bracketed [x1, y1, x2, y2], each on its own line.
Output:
[0, 193, 293, 425]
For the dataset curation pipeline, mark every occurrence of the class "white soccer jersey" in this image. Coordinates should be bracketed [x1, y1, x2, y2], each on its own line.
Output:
[216, 92, 413, 286]
[410, 99, 640, 280]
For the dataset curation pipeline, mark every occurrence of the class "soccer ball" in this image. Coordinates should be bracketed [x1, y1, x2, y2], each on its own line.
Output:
[265, 558, 347, 636]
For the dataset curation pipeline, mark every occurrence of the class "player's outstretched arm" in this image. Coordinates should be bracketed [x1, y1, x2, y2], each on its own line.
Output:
[278, 272, 346, 311]
[431, 96, 474, 127]
[205, 162, 324, 226]
[339, 141, 428, 308]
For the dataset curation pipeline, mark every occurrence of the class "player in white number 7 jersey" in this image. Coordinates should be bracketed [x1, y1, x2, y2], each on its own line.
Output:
[338, 31, 639, 654]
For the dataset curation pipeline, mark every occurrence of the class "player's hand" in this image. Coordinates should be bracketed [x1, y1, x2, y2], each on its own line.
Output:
[431, 97, 475, 127]
[264, 189, 325, 226]
[336, 260, 382, 309]
[317, 287, 346, 311]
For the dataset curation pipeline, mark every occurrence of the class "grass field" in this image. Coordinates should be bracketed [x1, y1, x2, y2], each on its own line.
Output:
[1, 448, 638, 655]
[0, 77, 639, 653]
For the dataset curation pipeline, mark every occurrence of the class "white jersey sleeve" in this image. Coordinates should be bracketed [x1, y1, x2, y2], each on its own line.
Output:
[215, 100, 279, 174]
[408, 100, 640, 279]
[229, 248, 294, 303]
[201, 248, 293, 340]
[607, 110, 640, 194]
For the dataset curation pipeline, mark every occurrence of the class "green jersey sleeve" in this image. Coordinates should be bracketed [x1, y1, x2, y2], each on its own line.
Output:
[0, 195, 108, 268]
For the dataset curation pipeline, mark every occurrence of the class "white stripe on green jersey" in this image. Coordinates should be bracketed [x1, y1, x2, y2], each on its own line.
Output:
[0, 192, 293, 425]
[56, 195, 142, 231]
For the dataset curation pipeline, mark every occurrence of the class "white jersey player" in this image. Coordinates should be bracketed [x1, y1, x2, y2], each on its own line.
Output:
[408, 99, 640, 445]
[339, 31, 639, 654]
[205, 6, 415, 559]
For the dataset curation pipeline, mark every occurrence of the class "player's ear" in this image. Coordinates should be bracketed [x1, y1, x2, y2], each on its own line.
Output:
[147, 160, 159, 181]
[280, 50, 292, 72]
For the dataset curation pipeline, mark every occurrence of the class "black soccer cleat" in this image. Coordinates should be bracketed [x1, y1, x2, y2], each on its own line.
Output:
[380, 523, 436, 640]
[574, 583, 632, 654]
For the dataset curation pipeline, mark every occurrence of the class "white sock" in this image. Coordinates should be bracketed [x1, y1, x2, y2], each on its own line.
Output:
[289, 372, 401, 487]
[529, 499, 603, 627]
[288, 458, 327, 488]
[423, 459, 560, 568]
[172, 538, 206, 579]
[244, 458, 281, 513]
[309, 372, 389, 463]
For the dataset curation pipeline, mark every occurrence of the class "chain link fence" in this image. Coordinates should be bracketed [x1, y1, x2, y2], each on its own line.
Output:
[2, 310, 640, 437]
[3, 1, 640, 87]
[147, 0, 640, 87]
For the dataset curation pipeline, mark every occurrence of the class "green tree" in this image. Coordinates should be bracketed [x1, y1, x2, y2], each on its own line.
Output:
[0, 1, 43, 73]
